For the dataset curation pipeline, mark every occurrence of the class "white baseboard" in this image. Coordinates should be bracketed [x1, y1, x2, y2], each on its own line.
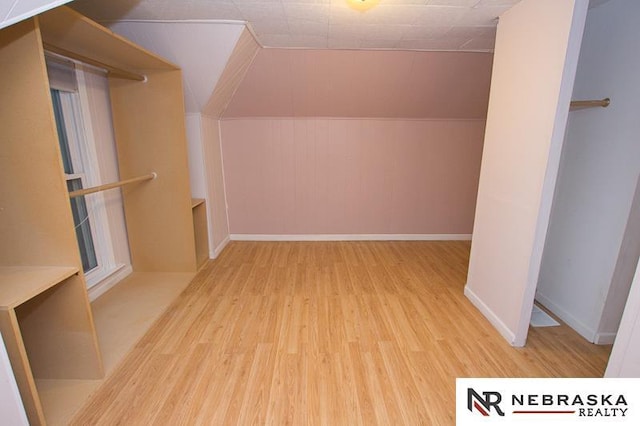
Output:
[594, 332, 617, 345]
[88, 264, 133, 302]
[464, 284, 518, 346]
[229, 234, 472, 242]
[210, 235, 231, 259]
[535, 291, 597, 343]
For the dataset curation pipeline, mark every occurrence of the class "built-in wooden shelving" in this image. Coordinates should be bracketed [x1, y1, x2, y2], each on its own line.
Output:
[0, 6, 201, 424]
[0, 266, 103, 425]
[0, 266, 79, 308]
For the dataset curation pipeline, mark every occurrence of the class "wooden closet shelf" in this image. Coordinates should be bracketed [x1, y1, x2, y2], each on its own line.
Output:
[191, 198, 205, 209]
[0, 266, 79, 308]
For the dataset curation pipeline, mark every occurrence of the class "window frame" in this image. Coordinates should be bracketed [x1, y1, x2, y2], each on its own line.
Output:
[50, 64, 118, 288]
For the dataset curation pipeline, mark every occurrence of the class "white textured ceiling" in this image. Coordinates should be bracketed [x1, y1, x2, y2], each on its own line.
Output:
[72, 0, 523, 52]
[1, 0, 72, 29]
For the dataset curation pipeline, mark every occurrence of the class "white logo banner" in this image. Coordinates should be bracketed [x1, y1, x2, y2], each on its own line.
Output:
[456, 378, 640, 425]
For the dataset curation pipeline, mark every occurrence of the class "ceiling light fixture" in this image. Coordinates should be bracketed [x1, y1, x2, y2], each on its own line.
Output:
[346, 0, 380, 13]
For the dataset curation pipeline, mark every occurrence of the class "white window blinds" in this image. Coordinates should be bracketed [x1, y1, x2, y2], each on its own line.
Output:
[45, 56, 77, 92]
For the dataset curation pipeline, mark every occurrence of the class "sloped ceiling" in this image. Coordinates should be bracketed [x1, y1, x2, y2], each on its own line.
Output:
[0, 0, 71, 29]
[109, 21, 246, 112]
[224, 48, 493, 119]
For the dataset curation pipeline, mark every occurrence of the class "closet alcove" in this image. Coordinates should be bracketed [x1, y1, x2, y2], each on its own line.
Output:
[536, 0, 640, 348]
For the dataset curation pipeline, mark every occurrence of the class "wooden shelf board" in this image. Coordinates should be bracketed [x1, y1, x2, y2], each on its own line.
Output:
[191, 198, 205, 209]
[35, 271, 195, 425]
[0, 266, 79, 309]
[37, 7, 178, 73]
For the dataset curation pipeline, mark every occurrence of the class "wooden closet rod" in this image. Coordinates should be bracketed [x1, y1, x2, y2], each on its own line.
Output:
[43, 43, 146, 82]
[69, 173, 157, 198]
[570, 97, 610, 109]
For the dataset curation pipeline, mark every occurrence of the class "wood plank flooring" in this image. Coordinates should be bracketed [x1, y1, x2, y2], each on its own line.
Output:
[72, 241, 611, 425]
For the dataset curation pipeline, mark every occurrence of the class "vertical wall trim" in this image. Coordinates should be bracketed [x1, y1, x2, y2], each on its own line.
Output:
[217, 119, 231, 237]
[195, 113, 215, 260]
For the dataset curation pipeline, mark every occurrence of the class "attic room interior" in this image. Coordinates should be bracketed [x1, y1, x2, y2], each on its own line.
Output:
[1, 0, 639, 424]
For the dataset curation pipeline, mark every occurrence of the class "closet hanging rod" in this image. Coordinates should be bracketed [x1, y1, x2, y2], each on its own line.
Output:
[43, 43, 146, 82]
[570, 97, 610, 109]
[69, 173, 157, 198]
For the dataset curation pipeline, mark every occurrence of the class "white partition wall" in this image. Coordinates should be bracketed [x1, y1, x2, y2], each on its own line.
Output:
[606, 261, 640, 377]
[464, 0, 589, 346]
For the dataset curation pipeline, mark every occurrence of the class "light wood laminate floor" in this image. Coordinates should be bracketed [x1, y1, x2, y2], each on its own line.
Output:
[72, 241, 611, 425]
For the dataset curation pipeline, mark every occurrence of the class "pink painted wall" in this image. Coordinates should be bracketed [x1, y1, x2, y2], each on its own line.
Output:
[223, 49, 493, 119]
[221, 118, 485, 235]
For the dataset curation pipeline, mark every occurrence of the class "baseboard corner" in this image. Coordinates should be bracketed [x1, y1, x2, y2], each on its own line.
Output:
[464, 284, 519, 346]
[210, 235, 231, 259]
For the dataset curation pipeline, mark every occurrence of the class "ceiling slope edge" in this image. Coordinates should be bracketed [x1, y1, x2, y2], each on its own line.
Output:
[204, 27, 261, 118]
